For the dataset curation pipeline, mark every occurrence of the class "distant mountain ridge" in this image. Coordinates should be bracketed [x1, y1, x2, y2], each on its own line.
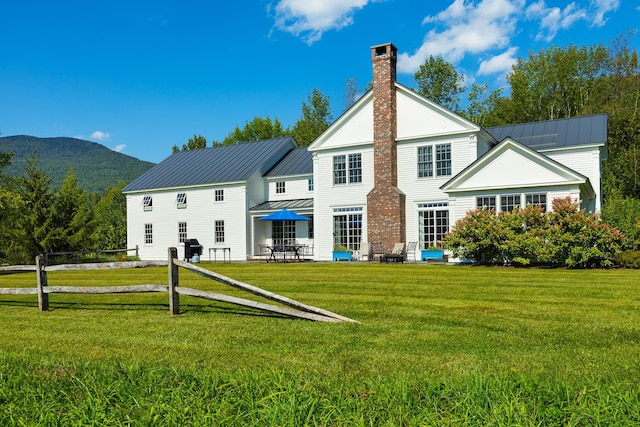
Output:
[0, 135, 155, 192]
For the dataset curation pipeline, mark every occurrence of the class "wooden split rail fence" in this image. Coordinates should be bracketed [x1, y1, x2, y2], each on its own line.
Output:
[0, 247, 357, 323]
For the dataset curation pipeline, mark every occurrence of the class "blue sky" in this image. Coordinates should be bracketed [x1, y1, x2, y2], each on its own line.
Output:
[1, 0, 637, 164]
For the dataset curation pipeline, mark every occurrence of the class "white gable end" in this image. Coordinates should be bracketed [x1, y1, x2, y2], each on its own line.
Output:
[397, 86, 476, 140]
[443, 139, 588, 193]
[459, 149, 577, 190]
[309, 93, 373, 151]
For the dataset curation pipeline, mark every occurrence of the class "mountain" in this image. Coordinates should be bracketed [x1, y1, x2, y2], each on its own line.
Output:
[0, 135, 155, 193]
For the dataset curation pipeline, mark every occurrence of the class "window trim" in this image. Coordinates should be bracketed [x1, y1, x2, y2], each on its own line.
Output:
[215, 220, 225, 243]
[476, 196, 497, 211]
[333, 155, 346, 185]
[525, 193, 547, 212]
[144, 223, 153, 245]
[418, 202, 449, 249]
[500, 194, 522, 213]
[417, 143, 452, 178]
[178, 222, 187, 243]
[176, 192, 187, 209]
[417, 146, 433, 178]
[142, 195, 153, 211]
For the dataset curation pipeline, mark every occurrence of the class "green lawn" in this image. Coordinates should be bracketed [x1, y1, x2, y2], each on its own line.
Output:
[1, 263, 639, 425]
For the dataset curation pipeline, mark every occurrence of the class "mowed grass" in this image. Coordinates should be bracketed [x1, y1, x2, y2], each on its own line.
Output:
[1, 263, 639, 425]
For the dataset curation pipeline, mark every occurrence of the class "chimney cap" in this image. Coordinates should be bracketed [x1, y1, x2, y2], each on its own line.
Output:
[371, 42, 397, 56]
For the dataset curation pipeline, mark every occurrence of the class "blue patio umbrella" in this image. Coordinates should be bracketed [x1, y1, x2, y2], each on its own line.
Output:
[259, 208, 310, 222]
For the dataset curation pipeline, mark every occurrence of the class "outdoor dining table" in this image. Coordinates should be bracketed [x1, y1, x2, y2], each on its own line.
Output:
[265, 244, 307, 262]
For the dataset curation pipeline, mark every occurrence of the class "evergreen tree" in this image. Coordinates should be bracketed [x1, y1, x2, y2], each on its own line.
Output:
[92, 182, 127, 250]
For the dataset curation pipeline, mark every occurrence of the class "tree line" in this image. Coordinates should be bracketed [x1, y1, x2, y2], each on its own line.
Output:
[0, 154, 126, 264]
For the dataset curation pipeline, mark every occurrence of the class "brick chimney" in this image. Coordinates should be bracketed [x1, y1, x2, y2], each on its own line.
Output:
[366, 43, 406, 252]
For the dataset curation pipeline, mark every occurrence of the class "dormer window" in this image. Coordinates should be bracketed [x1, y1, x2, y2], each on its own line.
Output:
[176, 193, 187, 209]
[142, 195, 153, 211]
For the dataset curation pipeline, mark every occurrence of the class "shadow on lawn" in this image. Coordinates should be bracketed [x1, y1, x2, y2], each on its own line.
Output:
[0, 299, 292, 320]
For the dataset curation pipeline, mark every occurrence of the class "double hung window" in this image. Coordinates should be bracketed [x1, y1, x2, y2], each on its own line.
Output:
[333, 153, 362, 185]
[276, 181, 285, 194]
[215, 220, 225, 243]
[215, 189, 224, 202]
[178, 222, 187, 243]
[417, 144, 451, 178]
[144, 224, 153, 245]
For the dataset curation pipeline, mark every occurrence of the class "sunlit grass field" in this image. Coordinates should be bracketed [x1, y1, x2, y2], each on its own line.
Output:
[1, 263, 639, 425]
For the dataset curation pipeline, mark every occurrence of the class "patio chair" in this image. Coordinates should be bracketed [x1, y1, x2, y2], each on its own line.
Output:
[406, 241, 418, 263]
[370, 242, 384, 262]
[259, 243, 275, 263]
[383, 242, 406, 263]
[358, 241, 372, 261]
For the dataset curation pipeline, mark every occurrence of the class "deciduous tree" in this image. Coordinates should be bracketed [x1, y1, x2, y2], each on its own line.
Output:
[291, 88, 333, 147]
[414, 55, 465, 111]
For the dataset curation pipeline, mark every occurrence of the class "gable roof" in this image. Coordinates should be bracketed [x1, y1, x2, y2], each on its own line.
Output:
[122, 137, 297, 193]
[308, 82, 490, 152]
[265, 148, 313, 177]
[486, 114, 607, 151]
[441, 137, 594, 198]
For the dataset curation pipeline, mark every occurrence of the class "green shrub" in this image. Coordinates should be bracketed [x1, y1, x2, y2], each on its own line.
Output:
[444, 197, 626, 268]
[616, 250, 640, 269]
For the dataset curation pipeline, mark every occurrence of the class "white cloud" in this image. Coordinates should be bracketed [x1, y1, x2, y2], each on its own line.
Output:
[398, 0, 525, 74]
[90, 130, 111, 141]
[478, 47, 519, 75]
[591, 0, 620, 27]
[112, 144, 126, 153]
[526, 1, 588, 41]
[271, 0, 369, 45]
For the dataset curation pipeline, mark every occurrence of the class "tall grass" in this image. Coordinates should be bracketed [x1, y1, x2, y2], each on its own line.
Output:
[1, 263, 639, 425]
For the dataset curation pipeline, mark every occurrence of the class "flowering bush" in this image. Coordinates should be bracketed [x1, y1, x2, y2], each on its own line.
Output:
[444, 197, 626, 268]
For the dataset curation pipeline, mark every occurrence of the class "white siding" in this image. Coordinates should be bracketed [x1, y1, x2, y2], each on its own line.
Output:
[544, 147, 602, 211]
[313, 146, 374, 260]
[398, 133, 478, 244]
[266, 175, 313, 201]
[126, 184, 249, 261]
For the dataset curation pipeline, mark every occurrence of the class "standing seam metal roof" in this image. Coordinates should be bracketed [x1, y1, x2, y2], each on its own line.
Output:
[264, 148, 313, 177]
[486, 114, 607, 149]
[122, 137, 297, 192]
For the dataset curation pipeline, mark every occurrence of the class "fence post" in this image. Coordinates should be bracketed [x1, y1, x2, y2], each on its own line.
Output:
[36, 254, 49, 311]
[136, 245, 139, 258]
[168, 247, 179, 315]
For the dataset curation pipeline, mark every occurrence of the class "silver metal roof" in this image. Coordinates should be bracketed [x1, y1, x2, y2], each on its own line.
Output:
[265, 148, 312, 177]
[250, 198, 314, 212]
[123, 137, 297, 192]
[486, 114, 608, 150]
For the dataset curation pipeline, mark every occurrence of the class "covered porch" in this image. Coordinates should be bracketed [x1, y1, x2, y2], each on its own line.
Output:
[249, 199, 314, 261]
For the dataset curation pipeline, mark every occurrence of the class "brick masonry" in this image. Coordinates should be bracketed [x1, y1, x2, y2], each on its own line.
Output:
[366, 43, 406, 253]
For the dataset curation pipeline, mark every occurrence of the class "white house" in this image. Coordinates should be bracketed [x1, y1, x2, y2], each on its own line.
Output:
[123, 42, 607, 262]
